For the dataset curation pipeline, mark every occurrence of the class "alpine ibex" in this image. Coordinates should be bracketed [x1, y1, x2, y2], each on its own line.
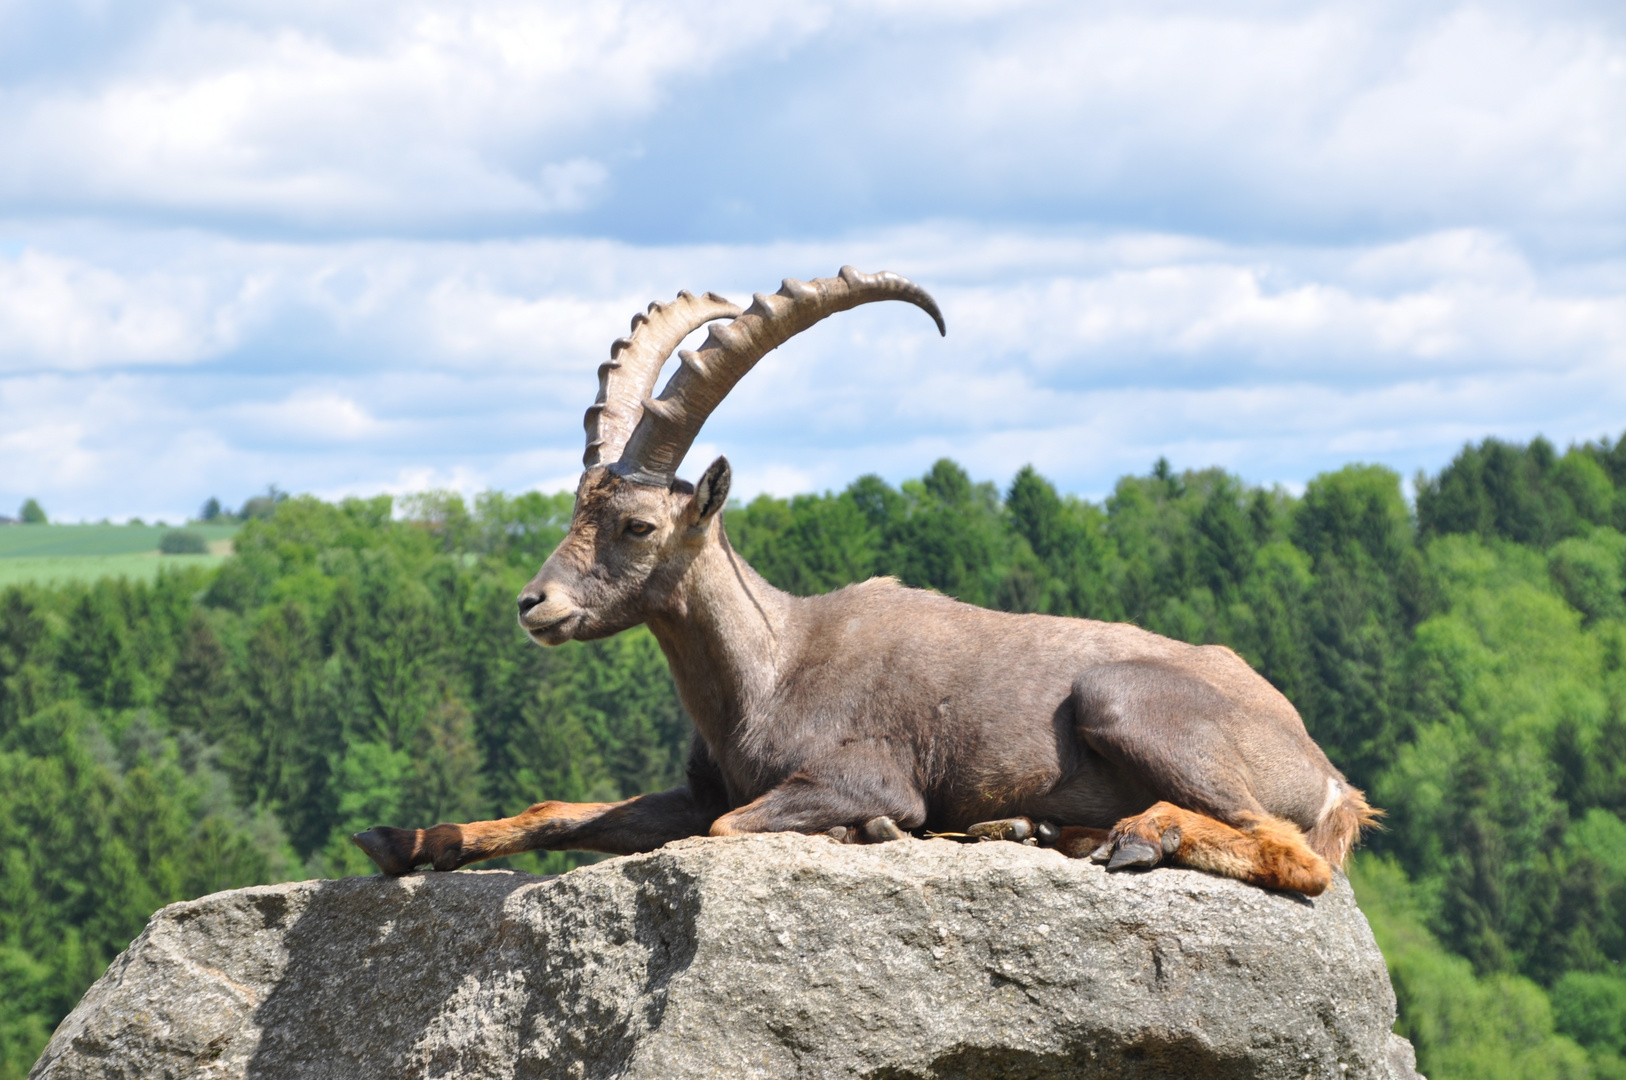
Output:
[354, 267, 1375, 895]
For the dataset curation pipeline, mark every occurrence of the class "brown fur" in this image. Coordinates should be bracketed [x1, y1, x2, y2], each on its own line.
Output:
[1307, 787, 1383, 867]
[350, 274, 1375, 894]
[1053, 826, 1111, 857]
[349, 271, 1378, 891]
[354, 456, 1376, 898]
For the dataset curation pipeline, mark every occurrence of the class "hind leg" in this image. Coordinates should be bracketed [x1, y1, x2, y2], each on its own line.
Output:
[1091, 801, 1331, 895]
[1069, 660, 1336, 895]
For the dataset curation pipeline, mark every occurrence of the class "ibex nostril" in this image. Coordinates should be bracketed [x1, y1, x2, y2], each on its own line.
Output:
[517, 592, 543, 615]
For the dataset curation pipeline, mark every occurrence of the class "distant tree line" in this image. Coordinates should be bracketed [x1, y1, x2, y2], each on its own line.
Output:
[2, 432, 1626, 1079]
[0, 500, 48, 526]
[197, 486, 290, 525]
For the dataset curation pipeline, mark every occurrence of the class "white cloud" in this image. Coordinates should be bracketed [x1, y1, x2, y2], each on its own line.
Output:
[4, 221, 1619, 520]
[536, 159, 608, 213]
[422, 278, 625, 369]
[1, 2, 1623, 520]
[0, 0, 830, 228]
[349, 464, 491, 505]
[1, 2, 1623, 239]
[890, 2, 1626, 232]
[231, 391, 385, 443]
[0, 249, 246, 369]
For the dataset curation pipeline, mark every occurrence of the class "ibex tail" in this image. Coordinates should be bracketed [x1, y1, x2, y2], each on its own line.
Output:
[1305, 779, 1381, 868]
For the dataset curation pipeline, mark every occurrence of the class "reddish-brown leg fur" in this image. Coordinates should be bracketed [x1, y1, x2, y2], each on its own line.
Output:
[352, 786, 720, 874]
[1087, 800, 1333, 895]
[354, 762, 924, 876]
[353, 802, 612, 873]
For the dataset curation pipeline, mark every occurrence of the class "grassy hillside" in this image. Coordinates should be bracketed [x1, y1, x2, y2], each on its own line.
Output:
[0, 525, 238, 587]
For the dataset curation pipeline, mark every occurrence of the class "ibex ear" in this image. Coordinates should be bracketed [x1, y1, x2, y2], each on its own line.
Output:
[690, 456, 731, 527]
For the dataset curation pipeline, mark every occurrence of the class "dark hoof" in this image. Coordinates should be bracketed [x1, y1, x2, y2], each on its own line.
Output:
[861, 816, 906, 843]
[966, 817, 1034, 842]
[1105, 837, 1162, 870]
[352, 827, 419, 876]
[1035, 821, 1062, 846]
[826, 825, 852, 843]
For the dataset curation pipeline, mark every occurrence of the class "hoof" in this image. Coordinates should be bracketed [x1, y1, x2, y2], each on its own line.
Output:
[1104, 837, 1162, 870]
[352, 827, 420, 876]
[826, 825, 853, 843]
[1035, 821, 1062, 846]
[966, 817, 1034, 842]
[861, 816, 906, 843]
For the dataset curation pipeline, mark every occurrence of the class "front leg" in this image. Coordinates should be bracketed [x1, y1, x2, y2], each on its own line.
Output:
[709, 769, 926, 839]
[353, 784, 721, 875]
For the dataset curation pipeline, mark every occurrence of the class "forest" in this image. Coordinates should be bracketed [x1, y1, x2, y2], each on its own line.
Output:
[4, 431, 1626, 1079]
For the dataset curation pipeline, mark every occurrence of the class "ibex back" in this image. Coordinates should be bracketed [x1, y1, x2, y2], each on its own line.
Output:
[354, 267, 1376, 895]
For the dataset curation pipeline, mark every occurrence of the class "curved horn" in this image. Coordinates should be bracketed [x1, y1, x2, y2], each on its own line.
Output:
[613, 266, 945, 486]
[583, 290, 743, 469]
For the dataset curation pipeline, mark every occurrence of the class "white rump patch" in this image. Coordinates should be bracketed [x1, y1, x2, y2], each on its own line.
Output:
[1317, 776, 1342, 823]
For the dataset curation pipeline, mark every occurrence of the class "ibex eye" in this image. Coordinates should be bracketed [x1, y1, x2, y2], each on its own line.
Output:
[625, 521, 655, 537]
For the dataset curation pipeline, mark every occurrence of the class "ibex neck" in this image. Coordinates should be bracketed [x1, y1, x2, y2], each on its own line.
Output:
[646, 527, 794, 751]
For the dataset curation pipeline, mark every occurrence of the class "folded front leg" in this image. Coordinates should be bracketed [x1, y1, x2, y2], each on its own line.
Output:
[708, 769, 926, 839]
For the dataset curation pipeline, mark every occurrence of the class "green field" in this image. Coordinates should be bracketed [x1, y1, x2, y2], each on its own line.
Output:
[0, 524, 238, 585]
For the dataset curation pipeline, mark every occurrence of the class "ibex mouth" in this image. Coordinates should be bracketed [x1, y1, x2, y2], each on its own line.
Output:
[523, 611, 583, 646]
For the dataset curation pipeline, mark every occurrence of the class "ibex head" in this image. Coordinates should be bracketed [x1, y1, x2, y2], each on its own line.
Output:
[517, 267, 945, 645]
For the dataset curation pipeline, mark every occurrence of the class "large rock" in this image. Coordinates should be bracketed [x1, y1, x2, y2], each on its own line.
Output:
[32, 833, 1419, 1080]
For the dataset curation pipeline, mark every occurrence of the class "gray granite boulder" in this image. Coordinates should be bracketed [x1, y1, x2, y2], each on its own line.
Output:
[32, 832, 1419, 1079]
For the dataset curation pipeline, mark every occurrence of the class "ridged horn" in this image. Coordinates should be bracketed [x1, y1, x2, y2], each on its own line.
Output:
[612, 267, 945, 486]
[583, 290, 743, 469]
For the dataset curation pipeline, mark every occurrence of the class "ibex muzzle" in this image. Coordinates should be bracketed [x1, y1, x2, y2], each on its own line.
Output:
[354, 266, 1375, 896]
[517, 458, 729, 646]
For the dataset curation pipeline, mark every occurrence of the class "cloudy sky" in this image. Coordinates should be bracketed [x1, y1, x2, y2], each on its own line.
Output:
[2, 0, 1624, 522]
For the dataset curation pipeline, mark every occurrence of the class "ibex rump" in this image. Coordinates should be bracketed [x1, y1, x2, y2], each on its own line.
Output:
[354, 267, 1374, 895]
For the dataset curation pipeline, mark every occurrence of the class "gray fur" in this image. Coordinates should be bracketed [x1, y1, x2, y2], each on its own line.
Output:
[516, 459, 1357, 854]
